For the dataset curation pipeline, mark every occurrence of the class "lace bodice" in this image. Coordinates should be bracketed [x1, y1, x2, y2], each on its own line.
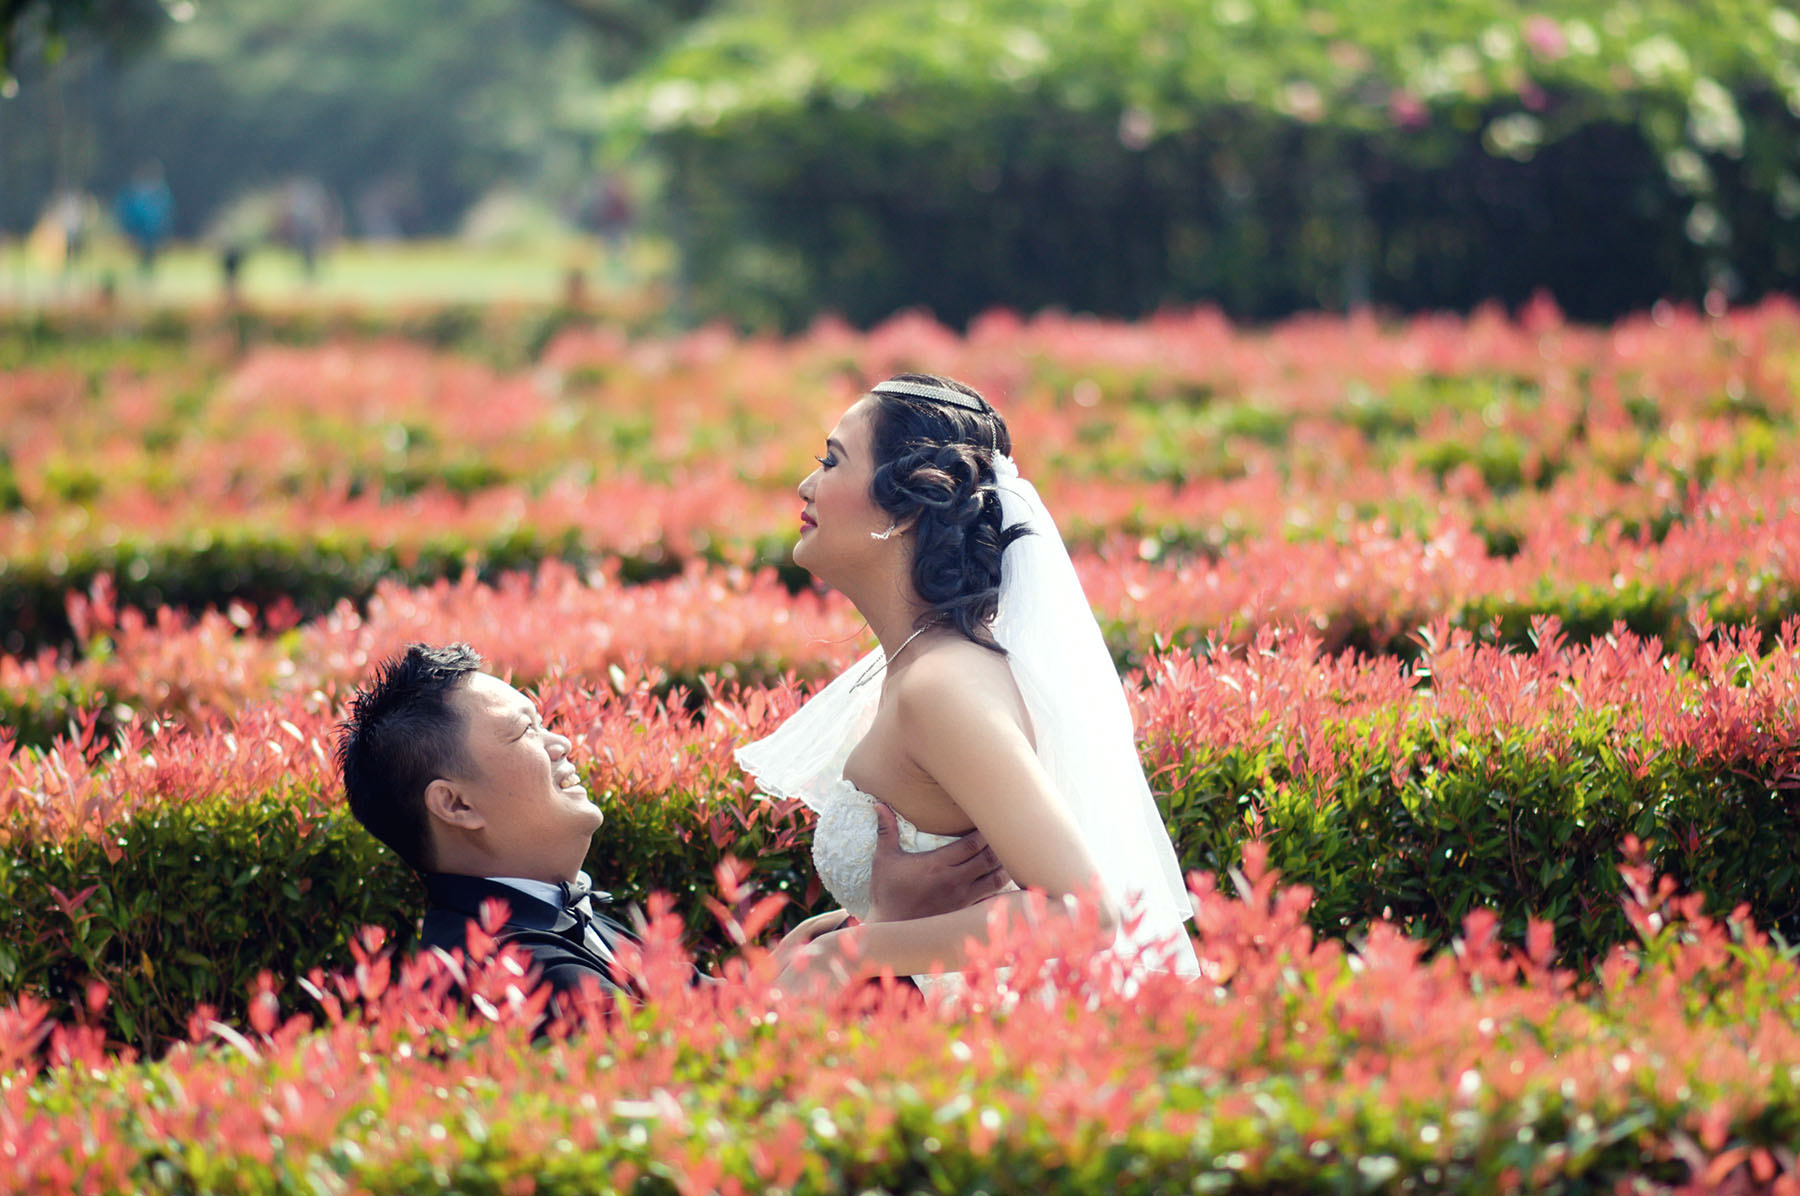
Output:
[812, 777, 966, 920]
[811, 777, 1011, 1000]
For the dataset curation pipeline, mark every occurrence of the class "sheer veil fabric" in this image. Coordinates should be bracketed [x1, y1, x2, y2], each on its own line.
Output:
[736, 455, 1199, 979]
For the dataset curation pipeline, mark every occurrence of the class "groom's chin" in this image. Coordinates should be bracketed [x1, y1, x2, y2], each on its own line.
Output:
[563, 799, 604, 835]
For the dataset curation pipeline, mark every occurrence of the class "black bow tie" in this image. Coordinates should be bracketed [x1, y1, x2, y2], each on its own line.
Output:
[558, 873, 612, 912]
[555, 872, 622, 969]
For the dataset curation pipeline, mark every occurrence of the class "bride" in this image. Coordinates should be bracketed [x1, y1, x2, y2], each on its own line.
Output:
[738, 373, 1198, 998]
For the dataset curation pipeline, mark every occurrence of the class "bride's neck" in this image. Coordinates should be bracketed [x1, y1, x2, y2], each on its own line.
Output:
[841, 573, 933, 660]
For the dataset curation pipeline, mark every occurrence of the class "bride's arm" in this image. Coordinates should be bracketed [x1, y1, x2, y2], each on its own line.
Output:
[797, 886, 1107, 983]
[782, 652, 1119, 983]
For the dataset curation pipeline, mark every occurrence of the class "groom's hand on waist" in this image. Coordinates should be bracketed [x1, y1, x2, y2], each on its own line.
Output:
[866, 800, 1010, 923]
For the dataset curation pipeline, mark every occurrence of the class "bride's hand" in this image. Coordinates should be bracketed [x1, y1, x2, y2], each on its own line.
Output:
[771, 909, 855, 970]
[772, 933, 855, 1000]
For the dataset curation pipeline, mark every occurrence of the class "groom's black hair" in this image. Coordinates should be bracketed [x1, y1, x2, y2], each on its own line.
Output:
[336, 642, 483, 872]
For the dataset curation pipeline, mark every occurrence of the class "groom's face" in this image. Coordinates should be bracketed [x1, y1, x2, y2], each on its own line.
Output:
[437, 672, 604, 868]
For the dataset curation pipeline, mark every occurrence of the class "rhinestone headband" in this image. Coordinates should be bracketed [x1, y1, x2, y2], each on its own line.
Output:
[870, 378, 986, 412]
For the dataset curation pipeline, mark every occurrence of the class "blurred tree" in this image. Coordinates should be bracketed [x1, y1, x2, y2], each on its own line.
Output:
[604, 0, 1800, 328]
[2, 0, 712, 236]
[542, 0, 719, 61]
[3, 0, 167, 83]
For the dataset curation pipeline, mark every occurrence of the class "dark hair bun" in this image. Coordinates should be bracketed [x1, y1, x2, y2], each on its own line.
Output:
[866, 375, 1028, 652]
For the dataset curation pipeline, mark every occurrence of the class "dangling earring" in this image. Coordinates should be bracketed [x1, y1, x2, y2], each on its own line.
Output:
[870, 524, 898, 541]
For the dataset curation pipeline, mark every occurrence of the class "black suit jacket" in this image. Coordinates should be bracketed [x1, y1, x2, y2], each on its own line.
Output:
[417, 872, 634, 1005]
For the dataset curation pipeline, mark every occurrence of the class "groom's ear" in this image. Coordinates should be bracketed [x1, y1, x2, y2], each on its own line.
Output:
[424, 777, 485, 831]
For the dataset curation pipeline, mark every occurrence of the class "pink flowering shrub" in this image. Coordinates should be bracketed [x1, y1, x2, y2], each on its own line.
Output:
[2, 617, 1796, 1045]
[4, 299, 1800, 1184]
[11, 458, 1800, 733]
[4, 848, 1799, 1194]
[8, 296, 1800, 651]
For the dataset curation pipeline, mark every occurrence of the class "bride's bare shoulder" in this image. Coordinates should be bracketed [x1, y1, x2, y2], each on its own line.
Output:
[892, 638, 1027, 723]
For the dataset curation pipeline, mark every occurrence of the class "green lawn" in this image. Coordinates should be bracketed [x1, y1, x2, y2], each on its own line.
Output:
[0, 236, 669, 309]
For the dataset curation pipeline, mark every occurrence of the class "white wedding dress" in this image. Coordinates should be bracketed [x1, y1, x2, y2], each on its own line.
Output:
[738, 452, 1200, 995]
[809, 776, 1013, 1001]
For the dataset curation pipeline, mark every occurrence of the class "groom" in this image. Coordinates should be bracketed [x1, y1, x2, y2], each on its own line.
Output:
[337, 642, 1008, 1009]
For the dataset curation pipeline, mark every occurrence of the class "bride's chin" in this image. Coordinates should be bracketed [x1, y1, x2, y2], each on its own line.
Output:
[790, 551, 837, 594]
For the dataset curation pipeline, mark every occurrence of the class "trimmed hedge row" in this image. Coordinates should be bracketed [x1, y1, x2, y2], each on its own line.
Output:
[12, 299, 1800, 658]
[1, 294, 664, 369]
[0, 784, 815, 1052]
[1164, 720, 1800, 954]
[0, 530, 804, 659]
[0, 798, 415, 1049]
[8, 849, 1800, 1195]
[6, 691, 1795, 1052]
[13, 518, 1800, 749]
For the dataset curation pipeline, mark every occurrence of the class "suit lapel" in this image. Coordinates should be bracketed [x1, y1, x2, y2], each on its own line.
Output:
[422, 871, 628, 974]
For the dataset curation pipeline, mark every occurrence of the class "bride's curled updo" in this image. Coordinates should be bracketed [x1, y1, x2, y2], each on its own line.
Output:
[867, 373, 1030, 652]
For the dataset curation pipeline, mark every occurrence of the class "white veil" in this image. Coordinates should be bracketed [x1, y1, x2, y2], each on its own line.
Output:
[736, 456, 1199, 976]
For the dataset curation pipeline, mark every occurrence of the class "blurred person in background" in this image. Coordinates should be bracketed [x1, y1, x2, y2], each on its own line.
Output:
[115, 162, 173, 277]
[277, 177, 337, 279]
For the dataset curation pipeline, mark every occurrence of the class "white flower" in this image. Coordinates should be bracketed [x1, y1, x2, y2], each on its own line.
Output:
[1484, 113, 1543, 160]
[1629, 36, 1691, 84]
[1687, 78, 1745, 156]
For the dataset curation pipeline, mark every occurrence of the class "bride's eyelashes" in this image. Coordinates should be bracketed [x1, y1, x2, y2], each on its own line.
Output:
[815, 453, 837, 469]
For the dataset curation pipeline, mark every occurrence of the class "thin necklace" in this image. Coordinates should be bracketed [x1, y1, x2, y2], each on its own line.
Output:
[852, 618, 943, 690]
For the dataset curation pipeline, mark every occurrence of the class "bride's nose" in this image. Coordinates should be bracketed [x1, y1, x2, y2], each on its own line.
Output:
[797, 470, 817, 501]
